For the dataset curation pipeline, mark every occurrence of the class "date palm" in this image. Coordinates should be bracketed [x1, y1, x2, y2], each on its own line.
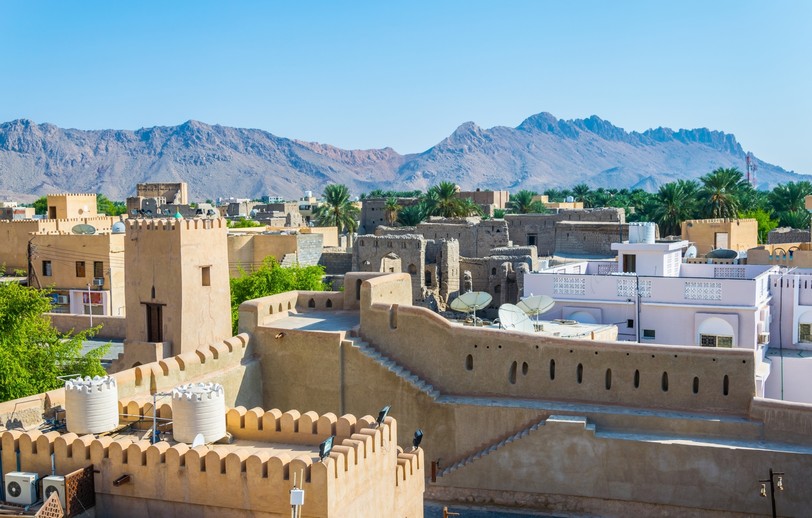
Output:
[384, 197, 401, 226]
[650, 180, 697, 236]
[313, 184, 360, 234]
[508, 190, 545, 214]
[699, 168, 747, 219]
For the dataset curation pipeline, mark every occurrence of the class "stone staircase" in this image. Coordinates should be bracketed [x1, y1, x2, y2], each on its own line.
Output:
[437, 417, 550, 478]
[348, 338, 441, 399]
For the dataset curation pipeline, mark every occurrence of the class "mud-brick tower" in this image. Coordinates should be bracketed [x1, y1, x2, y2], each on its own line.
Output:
[120, 217, 231, 368]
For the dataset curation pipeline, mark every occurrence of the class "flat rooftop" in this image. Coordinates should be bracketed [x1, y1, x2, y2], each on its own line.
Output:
[266, 310, 360, 333]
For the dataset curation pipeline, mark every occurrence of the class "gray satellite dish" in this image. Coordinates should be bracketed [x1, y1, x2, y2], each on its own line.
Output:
[706, 248, 738, 259]
[191, 433, 206, 448]
[71, 224, 97, 235]
[498, 304, 535, 333]
[684, 245, 698, 259]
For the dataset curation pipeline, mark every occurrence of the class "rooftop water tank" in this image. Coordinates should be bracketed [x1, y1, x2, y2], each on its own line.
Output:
[172, 383, 226, 444]
[64, 376, 119, 435]
[111, 221, 126, 234]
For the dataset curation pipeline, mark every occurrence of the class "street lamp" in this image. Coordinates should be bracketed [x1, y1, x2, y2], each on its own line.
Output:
[758, 468, 785, 518]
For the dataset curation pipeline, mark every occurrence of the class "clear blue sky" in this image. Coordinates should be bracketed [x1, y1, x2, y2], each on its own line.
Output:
[1, 1, 810, 173]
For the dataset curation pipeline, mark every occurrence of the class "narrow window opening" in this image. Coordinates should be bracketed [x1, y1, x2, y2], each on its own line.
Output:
[75, 261, 86, 277]
[522, 362, 529, 376]
[326, 299, 333, 308]
[201, 266, 211, 286]
[634, 369, 640, 388]
[308, 298, 316, 308]
[693, 377, 699, 394]
[549, 359, 556, 380]
[605, 369, 612, 390]
[661, 372, 669, 392]
[723, 375, 729, 396]
[509, 361, 517, 385]
[465, 354, 473, 371]
[576, 363, 583, 384]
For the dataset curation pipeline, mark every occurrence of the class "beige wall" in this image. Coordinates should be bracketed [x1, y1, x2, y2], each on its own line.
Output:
[31, 232, 126, 315]
[46, 194, 98, 219]
[124, 218, 231, 358]
[0, 216, 119, 271]
[681, 218, 758, 256]
[747, 243, 812, 268]
[47, 313, 127, 339]
[136, 182, 188, 204]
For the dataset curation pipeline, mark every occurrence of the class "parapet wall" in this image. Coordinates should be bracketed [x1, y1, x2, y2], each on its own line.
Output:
[360, 301, 756, 415]
[0, 414, 422, 517]
[46, 313, 127, 339]
[126, 217, 227, 232]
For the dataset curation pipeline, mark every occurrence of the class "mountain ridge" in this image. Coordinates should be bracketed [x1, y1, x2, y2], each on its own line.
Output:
[0, 113, 804, 201]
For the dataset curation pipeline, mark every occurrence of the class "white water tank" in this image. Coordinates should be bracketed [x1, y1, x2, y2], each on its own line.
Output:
[65, 376, 119, 435]
[172, 383, 226, 444]
[641, 222, 656, 243]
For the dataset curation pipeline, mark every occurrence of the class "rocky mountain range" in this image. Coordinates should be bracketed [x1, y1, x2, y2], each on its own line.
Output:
[0, 113, 805, 201]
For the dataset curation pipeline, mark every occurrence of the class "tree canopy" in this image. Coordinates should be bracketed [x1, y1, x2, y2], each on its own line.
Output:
[0, 279, 107, 402]
[313, 184, 360, 234]
[229, 258, 327, 333]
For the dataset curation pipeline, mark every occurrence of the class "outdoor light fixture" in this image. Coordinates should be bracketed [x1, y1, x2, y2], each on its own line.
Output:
[413, 429, 423, 449]
[377, 405, 390, 426]
[275, 332, 286, 339]
[318, 435, 334, 461]
[758, 468, 786, 518]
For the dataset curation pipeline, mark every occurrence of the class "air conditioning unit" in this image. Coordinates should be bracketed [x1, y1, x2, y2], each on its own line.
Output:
[56, 295, 69, 305]
[42, 475, 66, 510]
[93, 277, 104, 287]
[5, 472, 39, 506]
[758, 332, 770, 345]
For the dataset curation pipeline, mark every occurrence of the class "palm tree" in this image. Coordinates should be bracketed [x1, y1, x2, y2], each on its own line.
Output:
[457, 197, 484, 217]
[699, 167, 747, 219]
[769, 181, 812, 218]
[571, 183, 593, 208]
[425, 181, 463, 218]
[313, 184, 360, 234]
[384, 197, 401, 226]
[780, 210, 811, 230]
[397, 204, 428, 226]
[649, 181, 697, 236]
[508, 190, 545, 214]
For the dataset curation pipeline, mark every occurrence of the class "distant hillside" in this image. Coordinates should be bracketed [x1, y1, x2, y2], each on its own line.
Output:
[0, 113, 805, 201]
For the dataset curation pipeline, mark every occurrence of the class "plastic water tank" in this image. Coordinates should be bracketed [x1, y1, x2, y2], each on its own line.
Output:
[65, 376, 119, 435]
[641, 222, 656, 243]
[565, 195, 575, 203]
[628, 222, 641, 243]
[172, 383, 226, 444]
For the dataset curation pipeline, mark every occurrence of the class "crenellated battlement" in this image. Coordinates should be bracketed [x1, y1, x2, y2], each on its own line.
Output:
[46, 193, 97, 198]
[0, 412, 423, 515]
[126, 217, 226, 232]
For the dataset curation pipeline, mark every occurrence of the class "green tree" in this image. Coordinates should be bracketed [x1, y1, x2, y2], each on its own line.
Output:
[492, 208, 506, 219]
[649, 180, 698, 236]
[457, 197, 484, 217]
[384, 197, 401, 226]
[96, 194, 127, 216]
[768, 181, 812, 219]
[571, 183, 593, 208]
[779, 210, 811, 230]
[0, 279, 107, 401]
[739, 208, 778, 243]
[230, 258, 327, 333]
[228, 218, 262, 228]
[397, 204, 428, 226]
[508, 190, 545, 214]
[32, 196, 47, 216]
[313, 184, 360, 234]
[424, 181, 463, 218]
[699, 167, 748, 218]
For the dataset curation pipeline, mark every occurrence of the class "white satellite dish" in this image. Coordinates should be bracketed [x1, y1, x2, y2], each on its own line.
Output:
[517, 295, 554, 318]
[450, 291, 492, 325]
[685, 245, 698, 259]
[191, 433, 206, 448]
[498, 304, 535, 333]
